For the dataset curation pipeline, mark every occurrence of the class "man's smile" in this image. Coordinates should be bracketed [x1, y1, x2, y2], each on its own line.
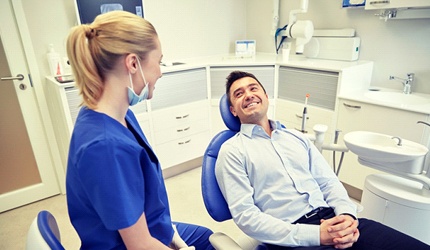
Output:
[244, 100, 260, 109]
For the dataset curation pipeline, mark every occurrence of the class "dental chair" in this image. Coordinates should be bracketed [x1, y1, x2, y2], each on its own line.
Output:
[26, 210, 65, 250]
[201, 94, 267, 250]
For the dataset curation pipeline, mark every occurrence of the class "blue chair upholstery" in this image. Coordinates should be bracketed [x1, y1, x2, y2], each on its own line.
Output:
[202, 94, 267, 250]
[26, 210, 65, 250]
[202, 94, 240, 222]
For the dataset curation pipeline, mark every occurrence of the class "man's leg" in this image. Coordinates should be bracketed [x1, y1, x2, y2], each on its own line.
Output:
[174, 222, 215, 250]
[352, 218, 430, 250]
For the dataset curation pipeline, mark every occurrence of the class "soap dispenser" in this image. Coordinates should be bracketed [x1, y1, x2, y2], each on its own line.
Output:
[47, 44, 63, 76]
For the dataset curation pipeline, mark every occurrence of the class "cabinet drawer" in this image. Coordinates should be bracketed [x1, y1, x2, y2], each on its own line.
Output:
[155, 131, 211, 169]
[151, 101, 209, 133]
[153, 118, 209, 145]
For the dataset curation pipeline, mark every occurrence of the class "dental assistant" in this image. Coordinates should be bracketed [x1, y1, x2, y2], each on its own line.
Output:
[65, 11, 213, 250]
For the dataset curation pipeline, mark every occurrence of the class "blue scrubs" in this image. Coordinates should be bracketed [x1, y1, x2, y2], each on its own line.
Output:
[66, 108, 213, 249]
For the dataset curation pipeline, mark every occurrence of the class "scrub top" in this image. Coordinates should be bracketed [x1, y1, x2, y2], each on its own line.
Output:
[66, 107, 174, 249]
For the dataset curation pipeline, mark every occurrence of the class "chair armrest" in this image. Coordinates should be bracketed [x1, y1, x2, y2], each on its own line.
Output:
[209, 232, 243, 250]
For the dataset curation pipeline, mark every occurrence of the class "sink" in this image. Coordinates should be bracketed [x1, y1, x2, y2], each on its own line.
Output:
[365, 91, 430, 105]
[344, 131, 429, 174]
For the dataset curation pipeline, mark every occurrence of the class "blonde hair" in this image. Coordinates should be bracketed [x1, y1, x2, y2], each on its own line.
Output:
[66, 11, 158, 109]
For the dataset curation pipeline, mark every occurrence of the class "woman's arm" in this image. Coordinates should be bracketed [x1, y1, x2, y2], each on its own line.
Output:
[119, 212, 172, 250]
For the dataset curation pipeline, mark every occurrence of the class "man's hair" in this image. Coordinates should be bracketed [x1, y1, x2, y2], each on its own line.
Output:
[225, 71, 266, 105]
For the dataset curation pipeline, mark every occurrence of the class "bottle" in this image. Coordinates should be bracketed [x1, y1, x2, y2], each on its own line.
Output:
[47, 44, 63, 76]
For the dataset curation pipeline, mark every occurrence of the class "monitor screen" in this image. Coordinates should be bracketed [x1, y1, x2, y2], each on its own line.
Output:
[75, 0, 144, 24]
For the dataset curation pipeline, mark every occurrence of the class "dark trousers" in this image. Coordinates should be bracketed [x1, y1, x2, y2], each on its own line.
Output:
[266, 208, 430, 250]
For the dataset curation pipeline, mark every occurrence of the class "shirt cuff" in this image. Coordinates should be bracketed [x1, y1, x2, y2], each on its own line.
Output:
[293, 223, 320, 246]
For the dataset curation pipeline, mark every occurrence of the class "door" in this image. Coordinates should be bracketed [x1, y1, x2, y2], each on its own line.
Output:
[0, 0, 60, 212]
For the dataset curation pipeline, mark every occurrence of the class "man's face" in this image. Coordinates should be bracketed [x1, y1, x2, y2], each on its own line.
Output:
[229, 76, 269, 125]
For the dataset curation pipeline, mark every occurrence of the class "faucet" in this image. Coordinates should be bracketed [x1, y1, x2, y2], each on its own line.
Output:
[389, 73, 414, 94]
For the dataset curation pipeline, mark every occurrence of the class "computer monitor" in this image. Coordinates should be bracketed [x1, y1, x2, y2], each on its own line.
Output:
[75, 0, 144, 24]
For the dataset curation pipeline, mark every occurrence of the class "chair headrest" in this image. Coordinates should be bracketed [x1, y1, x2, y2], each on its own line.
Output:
[219, 94, 241, 132]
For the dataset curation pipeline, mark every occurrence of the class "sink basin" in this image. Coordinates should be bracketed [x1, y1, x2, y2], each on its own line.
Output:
[344, 131, 429, 174]
[365, 91, 430, 105]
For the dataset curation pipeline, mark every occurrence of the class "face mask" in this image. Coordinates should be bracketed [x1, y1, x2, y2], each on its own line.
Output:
[127, 58, 149, 106]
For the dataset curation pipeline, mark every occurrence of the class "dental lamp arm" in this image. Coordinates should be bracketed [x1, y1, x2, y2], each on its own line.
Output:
[275, 0, 314, 54]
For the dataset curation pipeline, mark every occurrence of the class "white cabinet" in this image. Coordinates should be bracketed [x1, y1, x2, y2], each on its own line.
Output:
[365, 0, 430, 10]
[360, 174, 430, 245]
[152, 101, 210, 169]
[276, 67, 339, 161]
[44, 78, 81, 171]
[149, 68, 210, 169]
[336, 99, 428, 190]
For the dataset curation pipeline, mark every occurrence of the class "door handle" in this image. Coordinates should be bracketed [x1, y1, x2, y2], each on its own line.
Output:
[1, 74, 25, 81]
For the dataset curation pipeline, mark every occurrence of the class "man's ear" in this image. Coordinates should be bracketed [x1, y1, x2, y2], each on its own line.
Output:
[229, 106, 237, 117]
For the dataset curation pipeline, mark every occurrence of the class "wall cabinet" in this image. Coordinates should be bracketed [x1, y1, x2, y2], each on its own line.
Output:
[336, 99, 428, 190]
[365, 0, 430, 10]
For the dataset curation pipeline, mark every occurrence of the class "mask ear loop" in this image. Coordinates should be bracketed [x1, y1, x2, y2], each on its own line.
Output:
[128, 71, 134, 90]
[136, 57, 148, 87]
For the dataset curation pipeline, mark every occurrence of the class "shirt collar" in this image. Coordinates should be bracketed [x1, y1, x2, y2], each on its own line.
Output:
[240, 119, 283, 137]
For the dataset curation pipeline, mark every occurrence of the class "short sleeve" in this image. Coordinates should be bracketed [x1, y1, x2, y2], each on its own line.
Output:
[76, 140, 145, 230]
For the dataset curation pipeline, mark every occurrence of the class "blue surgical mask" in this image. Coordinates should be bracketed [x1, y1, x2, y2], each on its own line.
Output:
[127, 58, 149, 106]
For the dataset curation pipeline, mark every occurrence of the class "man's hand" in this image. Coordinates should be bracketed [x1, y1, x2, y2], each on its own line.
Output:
[320, 215, 359, 249]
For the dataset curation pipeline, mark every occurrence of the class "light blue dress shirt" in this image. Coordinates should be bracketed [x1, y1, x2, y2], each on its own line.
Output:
[215, 120, 357, 247]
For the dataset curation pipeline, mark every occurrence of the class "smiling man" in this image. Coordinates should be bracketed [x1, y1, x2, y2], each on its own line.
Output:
[215, 71, 430, 250]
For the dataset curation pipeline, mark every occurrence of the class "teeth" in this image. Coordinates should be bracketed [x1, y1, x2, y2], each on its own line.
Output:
[246, 102, 258, 108]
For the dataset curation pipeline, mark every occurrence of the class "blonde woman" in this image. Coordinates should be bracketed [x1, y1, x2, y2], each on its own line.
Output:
[66, 11, 213, 250]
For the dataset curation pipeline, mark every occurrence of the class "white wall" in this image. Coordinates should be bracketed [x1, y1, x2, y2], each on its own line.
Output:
[19, 0, 430, 94]
[246, 0, 430, 94]
[20, 0, 247, 81]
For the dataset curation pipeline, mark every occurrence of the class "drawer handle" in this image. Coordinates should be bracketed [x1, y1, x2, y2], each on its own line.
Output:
[177, 127, 191, 132]
[178, 139, 191, 145]
[369, 0, 390, 5]
[343, 103, 361, 109]
[295, 114, 309, 120]
[175, 114, 190, 119]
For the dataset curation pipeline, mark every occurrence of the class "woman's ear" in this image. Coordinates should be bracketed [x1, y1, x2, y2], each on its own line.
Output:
[125, 54, 138, 73]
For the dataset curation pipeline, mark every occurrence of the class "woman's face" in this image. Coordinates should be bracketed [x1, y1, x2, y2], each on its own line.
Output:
[137, 38, 163, 99]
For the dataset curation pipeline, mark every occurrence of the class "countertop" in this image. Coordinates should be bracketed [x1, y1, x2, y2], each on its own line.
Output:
[339, 87, 430, 115]
[47, 53, 429, 115]
[161, 52, 373, 73]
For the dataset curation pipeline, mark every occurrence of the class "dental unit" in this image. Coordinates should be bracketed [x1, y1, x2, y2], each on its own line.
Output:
[272, 0, 314, 54]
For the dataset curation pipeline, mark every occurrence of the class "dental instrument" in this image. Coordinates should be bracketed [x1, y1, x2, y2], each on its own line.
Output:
[301, 94, 309, 133]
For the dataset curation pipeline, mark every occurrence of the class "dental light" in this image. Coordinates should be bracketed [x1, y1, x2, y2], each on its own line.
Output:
[273, 0, 314, 54]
